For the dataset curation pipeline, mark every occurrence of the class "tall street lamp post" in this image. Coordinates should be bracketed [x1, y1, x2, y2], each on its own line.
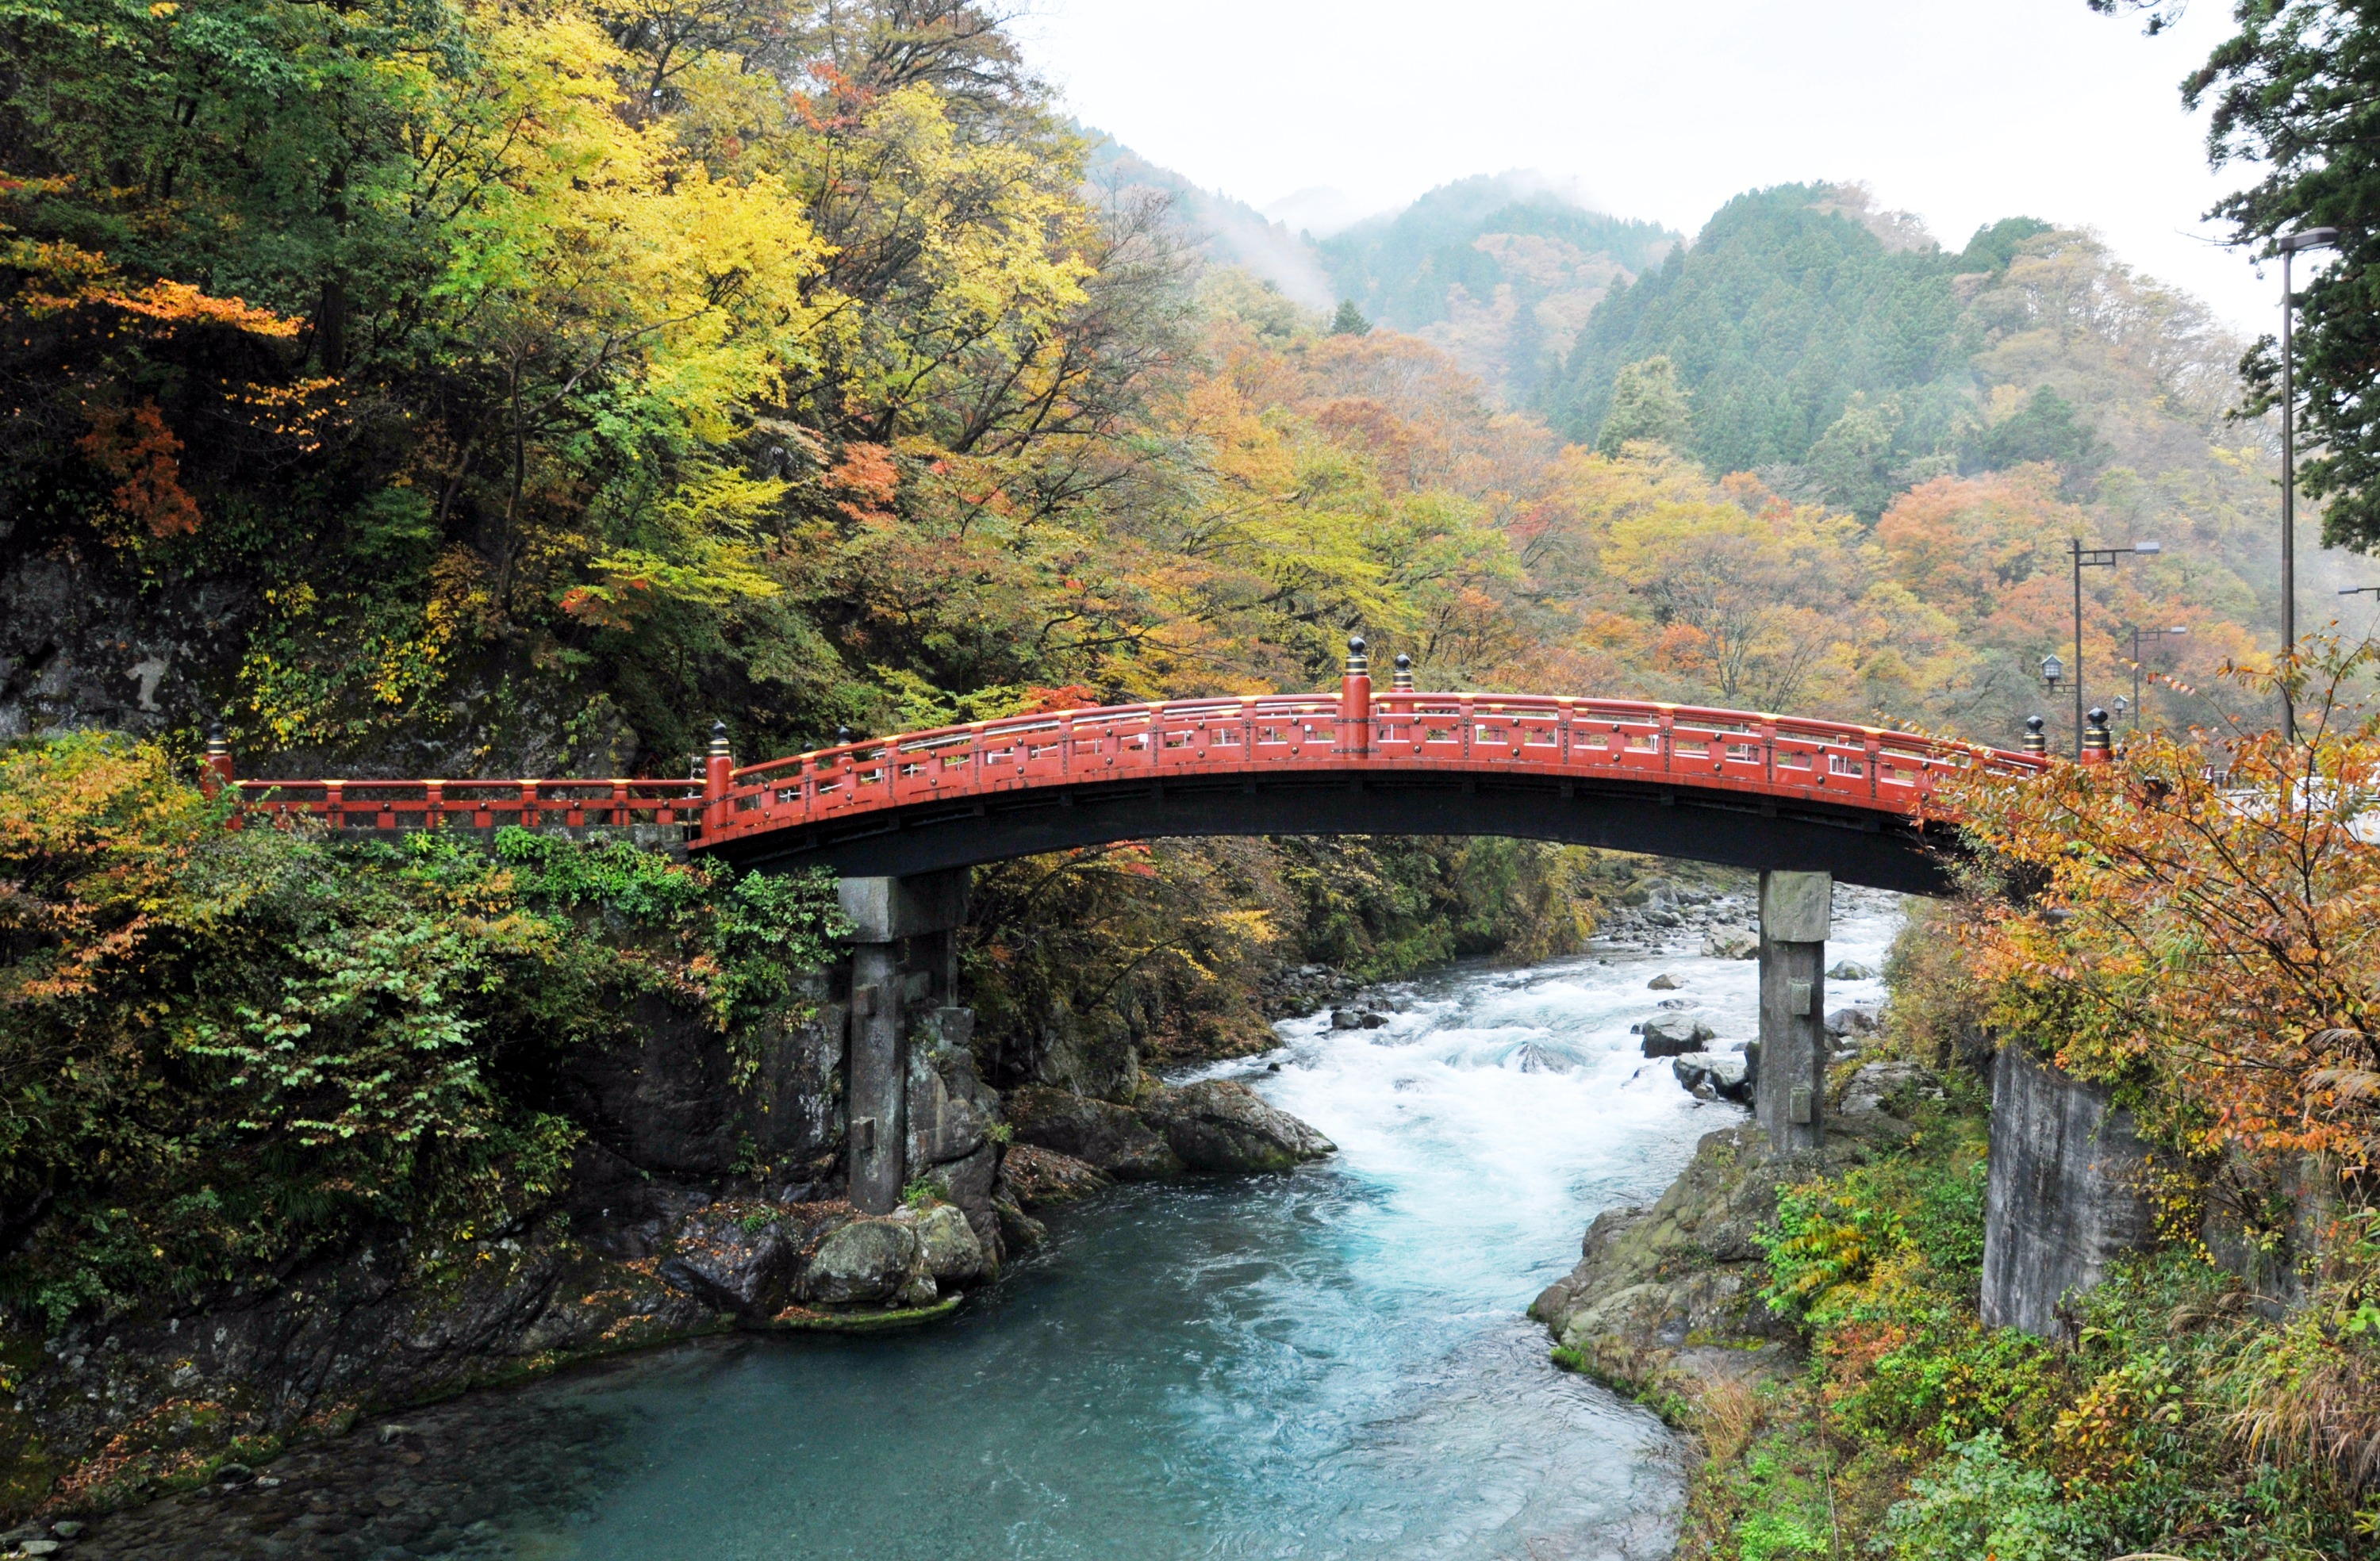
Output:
[2278, 226, 2339, 742]
[2067, 539, 2162, 761]
[2122, 624, 2189, 730]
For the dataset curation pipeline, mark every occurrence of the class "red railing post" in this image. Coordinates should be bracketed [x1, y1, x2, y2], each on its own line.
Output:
[200, 717, 234, 800]
[704, 719, 734, 837]
[1338, 635, 1371, 759]
[2079, 707, 2112, 767]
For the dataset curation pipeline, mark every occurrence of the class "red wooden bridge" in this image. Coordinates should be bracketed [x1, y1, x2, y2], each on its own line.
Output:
[222, 646, 2057, 895]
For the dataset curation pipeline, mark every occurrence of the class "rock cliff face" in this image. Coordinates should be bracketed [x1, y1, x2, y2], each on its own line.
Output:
[1980, 1045, 2155, 1337]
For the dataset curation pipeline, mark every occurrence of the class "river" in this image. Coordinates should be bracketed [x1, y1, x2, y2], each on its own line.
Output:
[84, 893, 1902, 1561]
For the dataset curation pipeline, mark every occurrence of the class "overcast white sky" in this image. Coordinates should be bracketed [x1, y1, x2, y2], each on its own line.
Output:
[1014, 0, 2282, 334]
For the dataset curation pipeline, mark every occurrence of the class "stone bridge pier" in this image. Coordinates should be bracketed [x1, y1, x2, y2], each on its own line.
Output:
[838, 869, 978, 1214]
[1755, 869, 1831, 1154]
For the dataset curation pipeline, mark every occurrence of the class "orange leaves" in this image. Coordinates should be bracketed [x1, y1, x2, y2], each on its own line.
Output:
[1877, 466, 2075, 635]
[1012, 685, 1102, 715]
[827, 441, 900, 525]
[1948, 642, 2380, 1171]
[78, 401, 202, 540]
[98, 278, 299, 338]
[6, 235, 300, 339]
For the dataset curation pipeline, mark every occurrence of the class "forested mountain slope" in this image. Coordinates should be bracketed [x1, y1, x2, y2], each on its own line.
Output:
[1311, 174, 1679, 402]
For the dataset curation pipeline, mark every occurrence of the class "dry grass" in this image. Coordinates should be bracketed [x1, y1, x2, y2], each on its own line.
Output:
[1694, 1374, 1763, 1467]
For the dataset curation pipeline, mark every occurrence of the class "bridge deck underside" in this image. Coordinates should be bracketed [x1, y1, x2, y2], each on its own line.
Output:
[707, 768, 1956, 895]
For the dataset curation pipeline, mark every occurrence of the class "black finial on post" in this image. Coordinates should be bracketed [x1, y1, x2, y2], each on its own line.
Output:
[2021, 714, 2046, 756]
[1345, 634, 1368, 676]
[2081, 708, 2112, 765]
[1392, 653, 1413, 692]
[201, 713, 234, 796]
[702, 719, 735, 812]
[835, 725, 854, 747]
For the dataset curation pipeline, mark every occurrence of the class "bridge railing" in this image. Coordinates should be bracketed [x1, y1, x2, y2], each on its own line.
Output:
[216, 669, 2044, 846]
[700, 691, 2044, 846]
[231, 777, 707, 831]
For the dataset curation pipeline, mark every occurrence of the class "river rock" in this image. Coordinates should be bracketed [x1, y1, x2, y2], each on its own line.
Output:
[1840, 1060, 1941, 1122]
[1824, 1005, 1879, 1038]
[998, 1142, 1114, 1206]
[1702, 926, 1759, 960]
[1827, 960, 1876, 981]
[1140, 1080, 1335, 1173]
[1647, 972, 1680, 990]
[658, 1206, 801, 1317]
[1671, 1052, 1752, 1104]
[916, 1205, 986, 1285]
[1359, 1011, 1389, 1029]
[1641, 1013, 1716, 1057]
[801, 1218, 918, 1306]
[1004, 1086, 1184, 1179]
[993, 1194, 1048, 1252]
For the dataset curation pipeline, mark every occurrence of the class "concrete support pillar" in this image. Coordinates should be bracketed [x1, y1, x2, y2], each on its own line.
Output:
[839, 870, 971, 1214]
[846, 941, 906, 1213]
[1756, 869, 1830, 1155]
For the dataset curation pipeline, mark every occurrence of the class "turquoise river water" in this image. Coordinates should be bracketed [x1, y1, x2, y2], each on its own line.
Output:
[86, 896, 1902, 1561]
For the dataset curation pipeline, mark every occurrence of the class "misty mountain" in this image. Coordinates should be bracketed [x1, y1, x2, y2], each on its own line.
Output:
[1314, 173, 1680, 401]
[1084, 136, 1336, 309]
[1083, 142, 1681, 401]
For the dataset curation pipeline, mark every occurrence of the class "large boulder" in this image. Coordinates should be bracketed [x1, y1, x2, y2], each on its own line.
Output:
[801, 1218, 919, 1306]
[999, 1142, 1114, 1206]
[1671, 1052, 1752, 1104]
[1005, 1086, 1184, 1179]
[1702, 926, 1759, 961]
[1641, 1013, 1716, 1057]
[658, 1206, 801, 1318]
[1139, 1080, 1335, 1173]
[916, 1204, 986, 1285]
[1824, 1005, 1880, 1039]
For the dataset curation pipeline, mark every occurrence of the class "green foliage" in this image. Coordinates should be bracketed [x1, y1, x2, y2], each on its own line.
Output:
[0, 734, 843, 1324]
[1329, 300, 1371, 336]
[1595, 356, 1695, 456]
[1551, 184, 1984, 472]
[1967, 385, 2103, 478]
[2150, 0, 2380, 550]
[1869, 1433, 2101, 1561]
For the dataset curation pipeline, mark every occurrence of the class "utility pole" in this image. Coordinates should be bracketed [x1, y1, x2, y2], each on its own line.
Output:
[2122, 625, 2188, 731]
[2278, 227, 2339, 742]
[2067, 539, 2163, 761]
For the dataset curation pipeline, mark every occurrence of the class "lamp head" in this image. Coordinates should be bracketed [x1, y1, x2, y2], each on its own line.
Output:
[2040, 653, 2064, 687]
[2131, 540, 2161, 556]
[2279, 227, 2342, 254]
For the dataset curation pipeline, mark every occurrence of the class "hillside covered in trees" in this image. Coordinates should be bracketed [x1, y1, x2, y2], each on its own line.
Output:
[13, 0, 2380, 1544]
[0, 0, 2326, 1142]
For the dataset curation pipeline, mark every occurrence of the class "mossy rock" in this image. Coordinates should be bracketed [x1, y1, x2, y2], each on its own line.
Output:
[764, 1296, 963, 1333]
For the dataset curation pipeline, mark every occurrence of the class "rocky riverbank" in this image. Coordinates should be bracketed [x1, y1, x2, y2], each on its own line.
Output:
[0, 1038, 1334, 1536]
[1526, 1068, 1934, 1405]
